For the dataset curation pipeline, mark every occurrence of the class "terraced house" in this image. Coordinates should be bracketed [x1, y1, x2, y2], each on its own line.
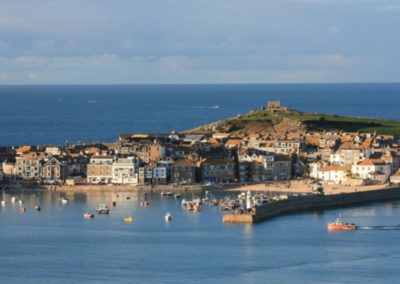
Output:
[87, 156, 113, 184]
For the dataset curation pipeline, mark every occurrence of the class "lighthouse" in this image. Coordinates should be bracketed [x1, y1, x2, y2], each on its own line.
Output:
[246, 191, 252, 210]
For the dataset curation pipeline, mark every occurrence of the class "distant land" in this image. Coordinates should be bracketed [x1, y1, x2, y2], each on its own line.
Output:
[187, 103, 400, 138]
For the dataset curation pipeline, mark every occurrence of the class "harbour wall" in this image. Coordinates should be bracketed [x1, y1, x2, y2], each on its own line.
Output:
[223, 187, 400, 224]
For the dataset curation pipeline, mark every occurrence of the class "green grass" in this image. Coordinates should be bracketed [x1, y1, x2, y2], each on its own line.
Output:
[238, 109, 400, 137]
[187, 108, 400, 137]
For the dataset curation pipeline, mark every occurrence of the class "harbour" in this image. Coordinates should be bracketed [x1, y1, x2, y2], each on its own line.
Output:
[1, 189, 400, 283]
[223, 187, 400, 224]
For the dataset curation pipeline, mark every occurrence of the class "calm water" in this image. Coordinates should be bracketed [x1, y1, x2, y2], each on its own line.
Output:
[1, 83, 400, 283]
[0, 83, 400, 145]
[1, 191, 400, 283]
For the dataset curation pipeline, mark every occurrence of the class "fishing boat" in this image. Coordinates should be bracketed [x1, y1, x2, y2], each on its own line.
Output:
[96, 204, 109, 215]
[123, 216, 134, 223]
[327, 218, 357, 231]
[181, 198, 187, 207]
[83, 213, 94, 219]
[164, 212, 173, 221]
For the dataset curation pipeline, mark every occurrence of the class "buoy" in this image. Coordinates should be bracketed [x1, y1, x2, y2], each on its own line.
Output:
[123, 216, 134, 223]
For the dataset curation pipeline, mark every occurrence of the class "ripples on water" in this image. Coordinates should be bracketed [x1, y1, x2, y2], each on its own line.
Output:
[1, 191, 400, 283]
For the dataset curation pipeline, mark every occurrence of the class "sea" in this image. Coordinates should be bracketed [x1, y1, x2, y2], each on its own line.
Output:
[1, 83, 400, 283]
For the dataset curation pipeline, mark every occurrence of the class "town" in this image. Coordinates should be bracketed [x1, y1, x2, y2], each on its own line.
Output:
[1, 101, 400, 190]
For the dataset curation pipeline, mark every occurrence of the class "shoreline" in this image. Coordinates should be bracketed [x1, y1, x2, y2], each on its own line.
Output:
[223, 186, 400, 224]
[0, 181, 394, 195]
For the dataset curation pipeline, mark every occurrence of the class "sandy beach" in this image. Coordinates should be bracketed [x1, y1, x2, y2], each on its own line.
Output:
[226, 180, 394, 195]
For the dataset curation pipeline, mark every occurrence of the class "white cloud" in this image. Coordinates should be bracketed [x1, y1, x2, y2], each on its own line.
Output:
[28, 72, 40, 80]
[159, 56, 188, 71]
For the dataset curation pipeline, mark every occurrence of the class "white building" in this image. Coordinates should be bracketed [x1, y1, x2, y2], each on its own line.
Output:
[390, 170, 400, 184]
[45, 147, 61, 156]
[112, 156, 138, 185]
[316, 165, 350, 184]
[351, 159, 391, 181]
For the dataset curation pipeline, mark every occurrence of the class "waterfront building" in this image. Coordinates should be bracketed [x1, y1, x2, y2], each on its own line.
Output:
[390, 170, 400, 184]
[65, 154, 88, 177]
[15, 152, 44, 181]
[238, 149, 292, 182]
[171, 159, 198, 184]
[1, 160, 16, 181]
[41, 157, 68, 183]
[111, 156, 139, 185]
[152, 166, 167, 184]
[351, 159, 391, 182]
[138, 166, 153, 185]
[87, 156, 113, 184]
[200, 158, 236, 183]
[316, 165, 350, 184]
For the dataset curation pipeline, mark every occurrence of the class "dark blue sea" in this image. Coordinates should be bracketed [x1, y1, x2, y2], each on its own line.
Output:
[1, 83, 400, 283]
[0, 83, 400, 146]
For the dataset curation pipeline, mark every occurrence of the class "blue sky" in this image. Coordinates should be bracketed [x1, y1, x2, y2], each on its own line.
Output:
[0, 0, 399, 84]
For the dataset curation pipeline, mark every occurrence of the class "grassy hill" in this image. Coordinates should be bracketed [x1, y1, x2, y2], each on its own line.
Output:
[186, 108, 400, 137]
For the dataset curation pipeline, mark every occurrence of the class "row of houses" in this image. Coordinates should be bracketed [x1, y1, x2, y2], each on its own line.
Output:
[2, 102, 400, 187]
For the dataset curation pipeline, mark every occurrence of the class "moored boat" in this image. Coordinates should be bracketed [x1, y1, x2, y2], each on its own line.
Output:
[123, 216, 134, 223]
[164, 212, 173, 221]
[140, 201, 150, 207]
[327, 218, 357, 231]
[96, 204, 109, 215]
[83, 213, 94, 219]
[61, 197, 68, 204]
[19, 207, 26, 213]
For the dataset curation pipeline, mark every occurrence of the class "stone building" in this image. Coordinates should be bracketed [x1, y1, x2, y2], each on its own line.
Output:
[112, 156, 139, 185]
[87, 156, 113, 184]
[171, 159, 197, 184]
[41, 157, 68, 183]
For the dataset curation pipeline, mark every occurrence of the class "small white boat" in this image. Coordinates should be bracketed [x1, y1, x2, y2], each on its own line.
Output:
[18, 199, 24, 205]
[181, 198, 187, 206]
[1, 200, 6, 207]
[96, 204, 109, 215]
[11, 196, 16, 203]
[164, 212, 173, 221]
[83, 213, 94, 219]
[34, 205, 41, 211]
[61, 197, 68, 204]
[174, 193, 182, 199]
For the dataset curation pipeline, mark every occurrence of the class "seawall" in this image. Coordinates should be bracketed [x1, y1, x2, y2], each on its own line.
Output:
[223, 187, 400, 224]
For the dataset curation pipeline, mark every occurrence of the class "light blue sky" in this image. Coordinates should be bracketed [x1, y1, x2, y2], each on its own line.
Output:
[0, 0, 399, 84]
